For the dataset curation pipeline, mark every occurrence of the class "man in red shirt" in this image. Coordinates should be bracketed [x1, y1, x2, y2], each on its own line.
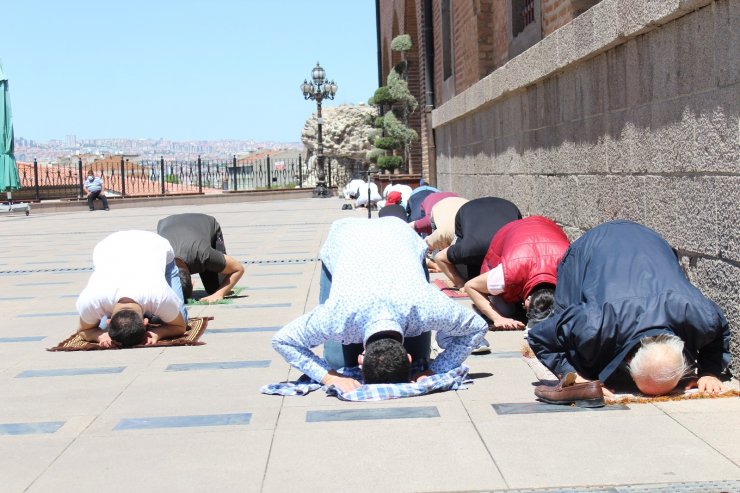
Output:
[465, 216, 569, 330]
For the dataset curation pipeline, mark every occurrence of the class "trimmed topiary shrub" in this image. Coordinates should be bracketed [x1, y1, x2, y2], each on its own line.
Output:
[367, 148, 385, 164]
[373, 136, 401, 150]
[377, 155, 404, 169]
[371, 86, 396, 106]
[391, 34, 412, 52]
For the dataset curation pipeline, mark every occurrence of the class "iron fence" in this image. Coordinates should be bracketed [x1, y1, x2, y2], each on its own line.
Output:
[14, 155, 305, 201]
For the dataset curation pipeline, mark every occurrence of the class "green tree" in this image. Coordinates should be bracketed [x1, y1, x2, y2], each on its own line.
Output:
[366, 34, 418, 173]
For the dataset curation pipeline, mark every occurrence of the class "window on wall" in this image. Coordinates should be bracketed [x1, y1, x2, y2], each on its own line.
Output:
[508, 0, 541, 59]
[441, 0, 452, 80]
[512, 0, 536, 36]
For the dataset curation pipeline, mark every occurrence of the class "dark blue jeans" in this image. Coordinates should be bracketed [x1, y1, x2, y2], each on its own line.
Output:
[321, 262, 431, 370]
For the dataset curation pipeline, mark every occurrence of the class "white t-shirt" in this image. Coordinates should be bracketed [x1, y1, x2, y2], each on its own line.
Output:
[76, 230, 181, 324]
[342, 179, 366, 199]
[486, 264, 506, 295]
[355, 182, 381, 206]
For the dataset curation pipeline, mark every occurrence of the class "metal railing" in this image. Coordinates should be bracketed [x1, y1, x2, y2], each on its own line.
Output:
[14, 155, 305, 201]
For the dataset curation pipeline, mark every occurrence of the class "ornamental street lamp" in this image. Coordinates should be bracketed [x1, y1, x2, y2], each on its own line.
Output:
[301, 61, 337, 198]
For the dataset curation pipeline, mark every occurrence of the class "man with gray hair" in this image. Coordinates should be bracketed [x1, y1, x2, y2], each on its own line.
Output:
[528, 220, 730, 404]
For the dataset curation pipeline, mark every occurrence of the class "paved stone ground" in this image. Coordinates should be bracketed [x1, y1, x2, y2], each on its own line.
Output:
[0, 198, 739, 493]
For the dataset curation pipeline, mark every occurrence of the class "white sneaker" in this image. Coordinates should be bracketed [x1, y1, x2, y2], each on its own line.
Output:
[470, 345, 491, 355]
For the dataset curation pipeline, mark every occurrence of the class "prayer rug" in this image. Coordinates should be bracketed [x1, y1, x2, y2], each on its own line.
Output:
[261, 364, 470, 401]
[433, 279, 468, 298]
[47, 317, 211, 352]
[187, 287, 245, 305]
[520, 342, 740, 404]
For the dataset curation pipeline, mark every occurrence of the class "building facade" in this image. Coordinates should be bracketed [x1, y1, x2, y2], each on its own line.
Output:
[377, 0, 740, 377]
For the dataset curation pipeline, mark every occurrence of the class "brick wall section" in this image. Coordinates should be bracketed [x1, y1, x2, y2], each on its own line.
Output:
[477, 0, 498, 79]
[434, 0, 740, 377]
[403, 0, 423, 174]
[414, 0, 432, 180]
[376, 0, 424, 174]
[492, 1, 510, 69]
[431, 1, 443, 107]
[543, 0, 603, 36]
[452, 1, 477, 94]
[542, 0, 575, 35]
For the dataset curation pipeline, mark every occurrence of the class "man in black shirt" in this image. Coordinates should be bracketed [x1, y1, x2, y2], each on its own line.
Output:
[157, 213, 245, 303]
[434, 197, 522, 289]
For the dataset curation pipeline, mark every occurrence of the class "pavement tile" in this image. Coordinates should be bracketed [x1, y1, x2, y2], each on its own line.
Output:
[25, 430, 273, 493]
[476, 412, 740, 489]
[657, 404, 740, 465]
[264, 420, 507, 492]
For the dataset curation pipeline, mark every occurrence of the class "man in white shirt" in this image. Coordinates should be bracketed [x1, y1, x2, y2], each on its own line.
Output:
[75, 230, 187, 348]
[342, 178, 366, 200]
[354, 181, 382, 209]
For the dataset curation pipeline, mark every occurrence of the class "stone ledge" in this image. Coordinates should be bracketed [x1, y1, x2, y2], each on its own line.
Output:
[24, 188, 317, 213]
[432, 0, 714, 128]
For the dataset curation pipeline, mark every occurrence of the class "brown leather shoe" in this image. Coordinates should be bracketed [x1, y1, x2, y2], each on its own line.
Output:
[534, 372, 605, 408]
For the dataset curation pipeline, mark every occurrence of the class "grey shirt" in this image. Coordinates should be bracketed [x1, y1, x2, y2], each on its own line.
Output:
[157, 213, 226, 274]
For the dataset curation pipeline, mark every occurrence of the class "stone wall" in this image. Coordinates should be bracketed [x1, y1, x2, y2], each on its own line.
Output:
[432, 0, 740, 376]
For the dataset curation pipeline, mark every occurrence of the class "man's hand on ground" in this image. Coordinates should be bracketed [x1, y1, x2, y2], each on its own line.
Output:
[143, 331, 160, 346]
[321, 371, 361, 392]
[199, 293, 223, 303]
[490, 316, 525, 330]
[411, 370, 434, 382]
[685, 375, 724, 394]
[97, 332, 118, 348]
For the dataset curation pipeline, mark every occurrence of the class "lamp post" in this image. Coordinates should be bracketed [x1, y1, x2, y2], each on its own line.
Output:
[301, 62, 337, 198]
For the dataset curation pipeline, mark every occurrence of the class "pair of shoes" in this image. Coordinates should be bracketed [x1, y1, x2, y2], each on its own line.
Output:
[89, 209, 94, 212]
[105, 208, 110, 211]
[534, 372, 605, 408]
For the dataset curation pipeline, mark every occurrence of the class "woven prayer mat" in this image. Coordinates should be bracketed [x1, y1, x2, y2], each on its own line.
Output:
[47, 317, 212, 352]
[520, 342, 740, 404]
[187, 287, 246, 305]
[433, 279, 468, 298]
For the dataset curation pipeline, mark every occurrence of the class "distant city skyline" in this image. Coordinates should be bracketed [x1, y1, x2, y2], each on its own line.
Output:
[14, 135, 302, 164]
[2, 1, 378, 143]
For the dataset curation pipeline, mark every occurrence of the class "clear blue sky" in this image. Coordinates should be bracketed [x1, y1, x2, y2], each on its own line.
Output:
[2, 0, 378, 143]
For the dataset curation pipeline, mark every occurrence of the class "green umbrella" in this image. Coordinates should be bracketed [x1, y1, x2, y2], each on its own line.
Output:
[0, 61, 20, 194]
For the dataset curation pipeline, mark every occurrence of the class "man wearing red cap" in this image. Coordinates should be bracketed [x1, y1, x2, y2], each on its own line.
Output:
[378, 191, 408, 221]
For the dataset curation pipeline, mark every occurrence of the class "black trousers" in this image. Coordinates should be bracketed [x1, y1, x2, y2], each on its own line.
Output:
[87, 191, 109, 210]
[200, 228, 227, 294]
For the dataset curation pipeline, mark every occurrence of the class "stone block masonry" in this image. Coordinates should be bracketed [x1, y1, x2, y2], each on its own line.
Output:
[432, 0, 740, 376]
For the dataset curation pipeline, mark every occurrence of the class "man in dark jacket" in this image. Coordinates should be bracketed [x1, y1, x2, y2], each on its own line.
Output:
[528, 221, 730, 397]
